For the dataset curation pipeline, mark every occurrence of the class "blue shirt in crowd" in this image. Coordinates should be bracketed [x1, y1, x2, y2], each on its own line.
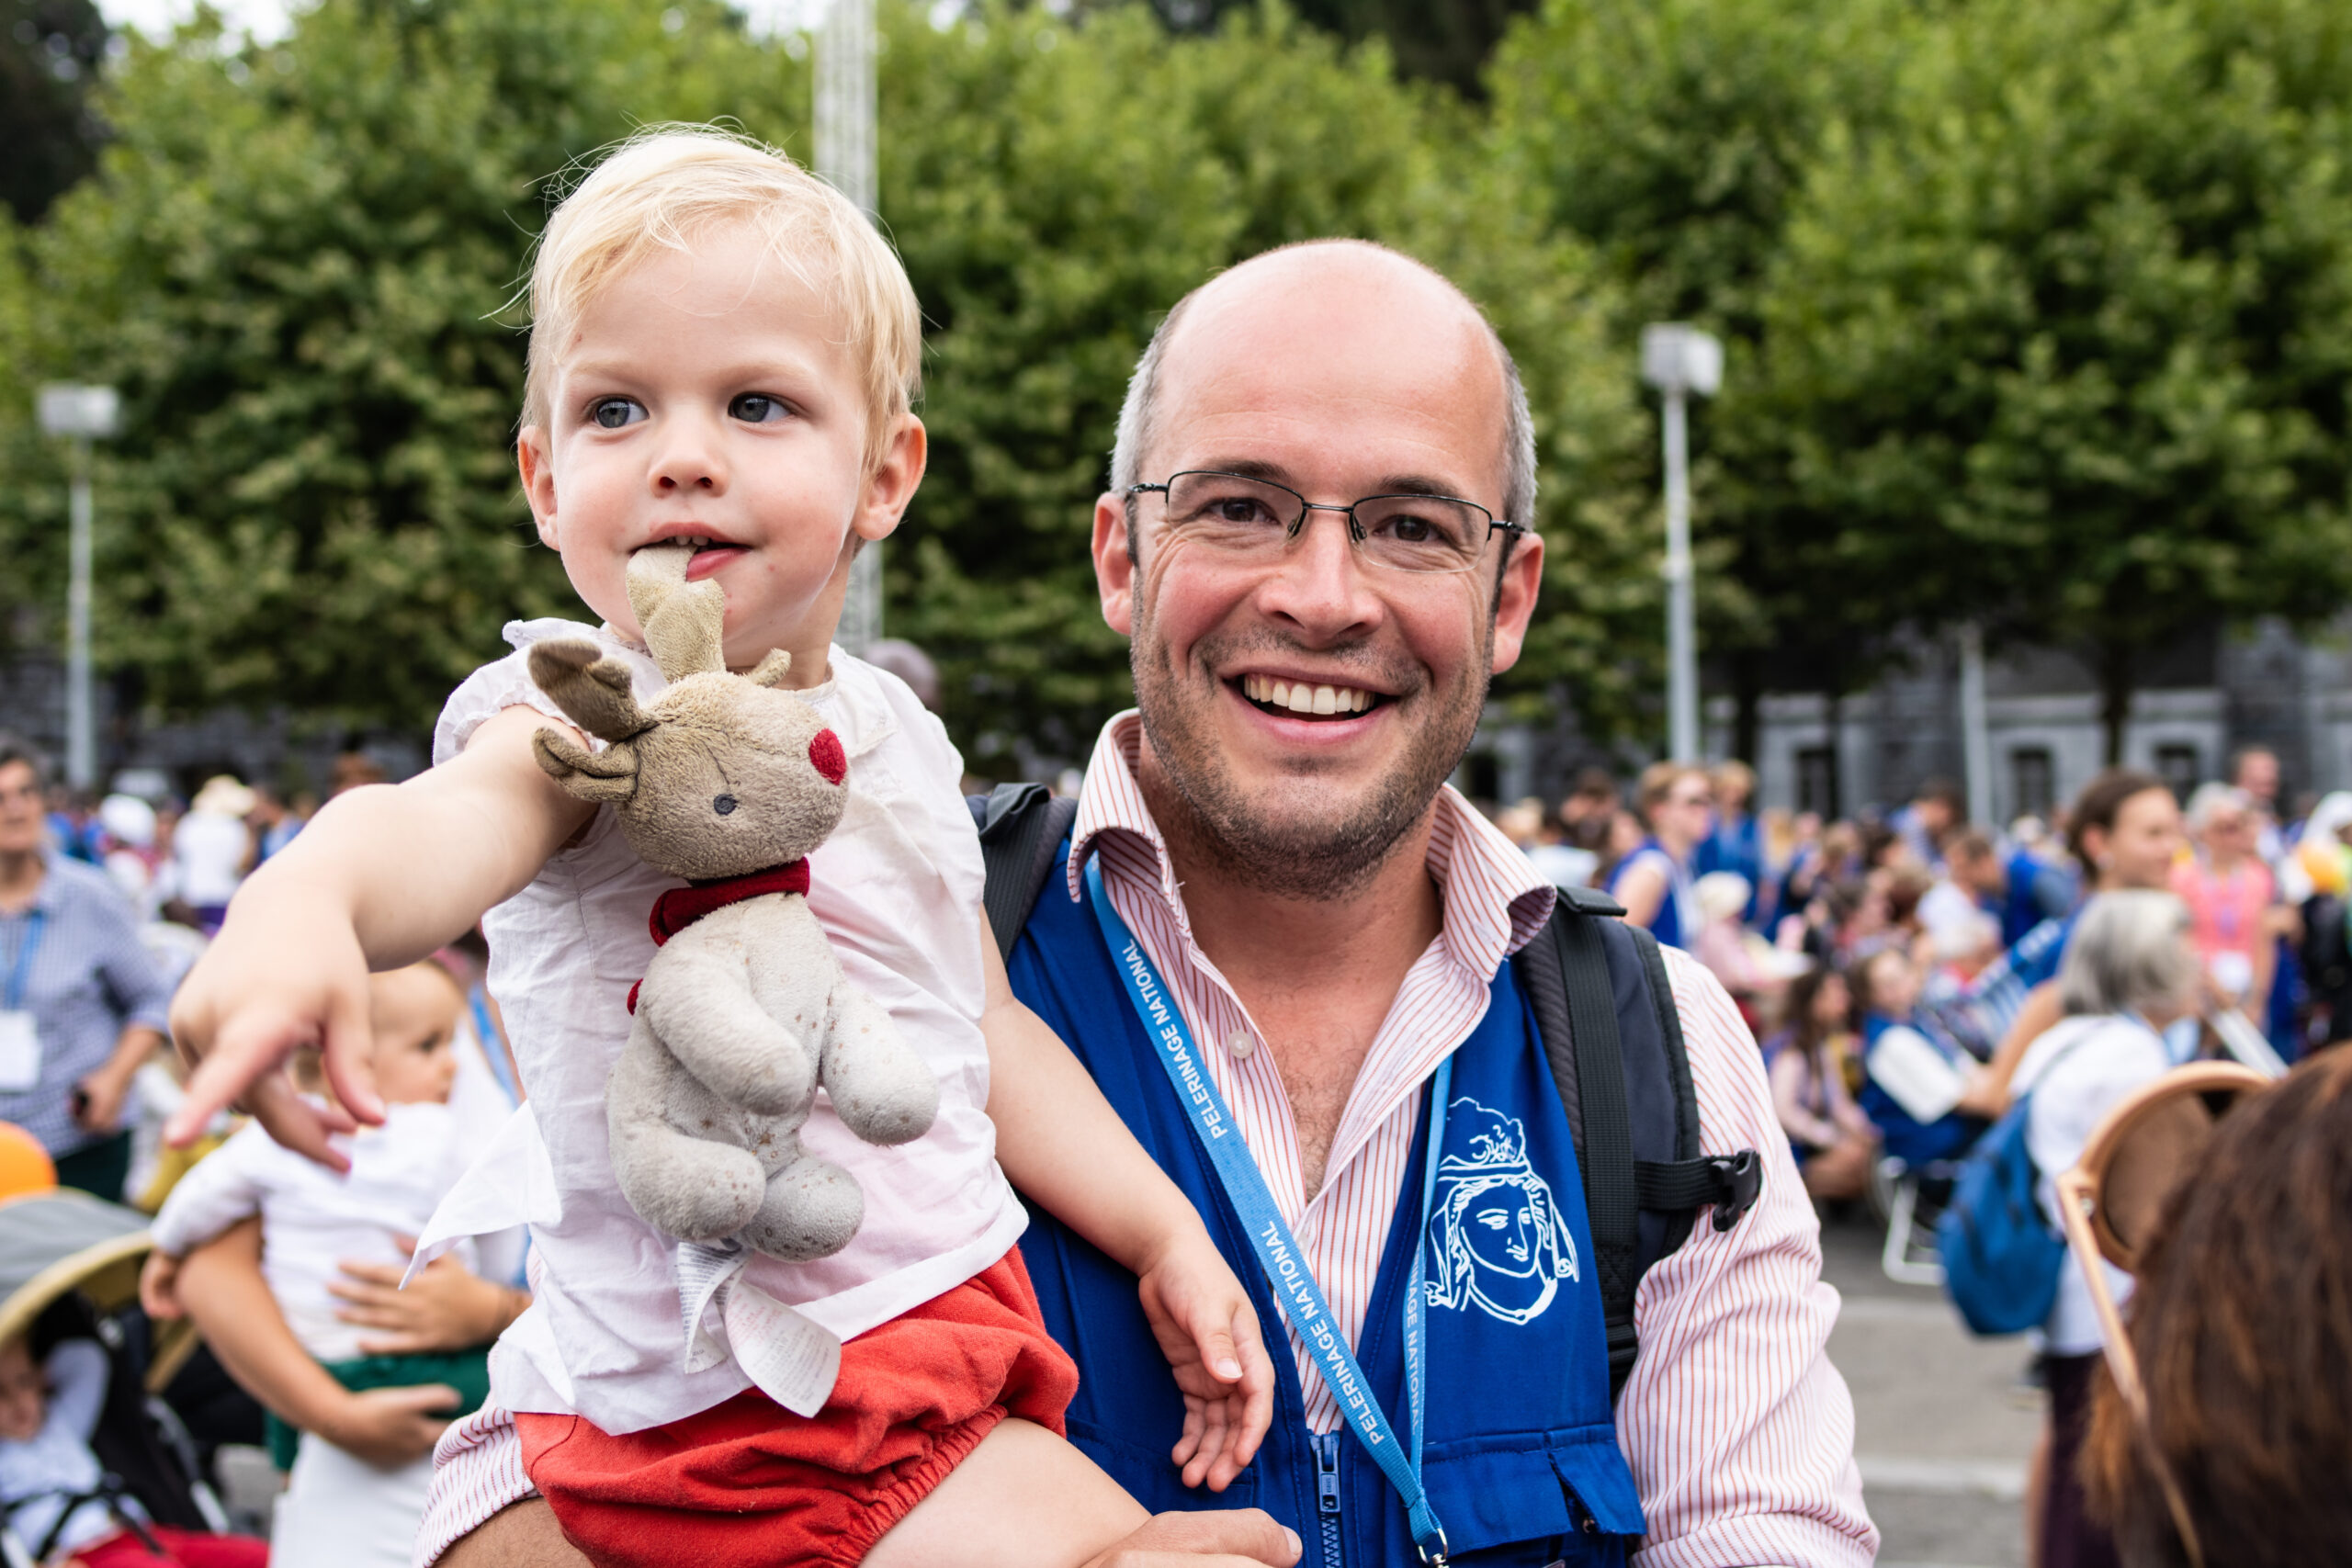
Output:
[0, 853, 173, 1156]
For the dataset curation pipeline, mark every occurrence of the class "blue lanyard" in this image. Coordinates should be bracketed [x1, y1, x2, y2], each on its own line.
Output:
[3, 910, 43, 1013]
[1084, 859, 1452, 1564]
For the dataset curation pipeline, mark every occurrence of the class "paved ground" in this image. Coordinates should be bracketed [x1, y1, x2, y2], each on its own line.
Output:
[1819, 1210, 2042, 1568]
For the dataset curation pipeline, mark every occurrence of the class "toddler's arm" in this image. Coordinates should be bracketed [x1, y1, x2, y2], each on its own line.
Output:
[166, 707, 594, 1167]
[978, 929, 1272, 1493]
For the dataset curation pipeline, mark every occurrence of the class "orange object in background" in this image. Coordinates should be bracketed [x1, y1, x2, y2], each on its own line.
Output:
[0, 1123, 57, 1199]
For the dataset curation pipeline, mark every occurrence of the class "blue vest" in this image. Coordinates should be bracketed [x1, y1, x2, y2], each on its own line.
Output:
[1010, 847, 1645, 1567]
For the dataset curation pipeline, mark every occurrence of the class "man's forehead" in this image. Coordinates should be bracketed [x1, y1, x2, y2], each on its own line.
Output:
[1149, 248, 1508, 487]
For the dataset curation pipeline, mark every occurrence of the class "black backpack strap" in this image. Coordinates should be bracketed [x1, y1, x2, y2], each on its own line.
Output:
[968, 784, 1081, 961]
[1513, 893, 1763, 1401]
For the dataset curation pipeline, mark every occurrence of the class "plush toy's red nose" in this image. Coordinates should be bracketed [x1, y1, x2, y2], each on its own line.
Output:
[809, 728, 847, 785]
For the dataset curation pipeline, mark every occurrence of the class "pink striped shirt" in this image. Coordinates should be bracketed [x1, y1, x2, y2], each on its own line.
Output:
[417, 716, 1874, 1566]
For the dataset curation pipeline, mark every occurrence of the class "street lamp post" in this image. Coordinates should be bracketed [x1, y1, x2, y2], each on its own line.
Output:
[1639, 325, 1722, 763]
[36, 383, 120, 792]
[816, 0, 882, 656]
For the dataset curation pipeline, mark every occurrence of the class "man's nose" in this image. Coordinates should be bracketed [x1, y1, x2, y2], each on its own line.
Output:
[1253, 506, 1382, 639]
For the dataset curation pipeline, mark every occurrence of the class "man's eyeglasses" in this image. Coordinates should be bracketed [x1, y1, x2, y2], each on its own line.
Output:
[1125, 470, 1523, 577]
[2055, 1061, 2269, 1568]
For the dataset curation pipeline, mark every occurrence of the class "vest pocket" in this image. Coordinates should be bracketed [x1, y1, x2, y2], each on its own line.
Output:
[1063, 1416, 1261, 1514]
[1422, 1422, 1645, 1559]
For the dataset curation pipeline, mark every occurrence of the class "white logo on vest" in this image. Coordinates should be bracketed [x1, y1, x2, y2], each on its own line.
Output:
[1422, 1098, 1579, 1325]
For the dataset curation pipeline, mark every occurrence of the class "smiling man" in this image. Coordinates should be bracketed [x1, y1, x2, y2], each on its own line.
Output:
[996, 241, 1876, 1567]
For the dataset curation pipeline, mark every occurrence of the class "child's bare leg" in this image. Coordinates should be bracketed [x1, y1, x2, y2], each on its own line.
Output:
[864, 1417, 1146, 1568]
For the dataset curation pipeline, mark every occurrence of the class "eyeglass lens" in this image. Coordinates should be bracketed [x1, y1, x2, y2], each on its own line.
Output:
[1156, 471, 1495, 575]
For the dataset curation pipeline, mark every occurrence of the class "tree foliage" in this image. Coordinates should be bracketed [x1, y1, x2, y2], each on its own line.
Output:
[1756, 0, 2352, 757]
[0, 0, 1650, 768]
[884, 5, 1651, 768]
[2, 0, 109, 223]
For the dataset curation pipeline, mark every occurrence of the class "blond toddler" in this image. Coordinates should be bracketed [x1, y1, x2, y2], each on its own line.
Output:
[164, 128, 1277, 1568]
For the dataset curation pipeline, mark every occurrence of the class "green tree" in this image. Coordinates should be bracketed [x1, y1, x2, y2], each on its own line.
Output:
[885, 4, 1651, 772]
[4, 0, 1648, 768]
[8, 0, 795, 730]
[1757, 0, 2352, 761]
[1486, 0, 1926, 760]
[3, 0, 109, 223]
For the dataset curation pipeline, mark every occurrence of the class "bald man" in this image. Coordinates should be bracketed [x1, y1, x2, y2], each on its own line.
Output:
[430, 243, 1873, 1567]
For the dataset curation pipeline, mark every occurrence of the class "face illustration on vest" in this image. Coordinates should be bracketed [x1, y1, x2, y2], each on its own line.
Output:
[1423, 1097, 1579, 1325]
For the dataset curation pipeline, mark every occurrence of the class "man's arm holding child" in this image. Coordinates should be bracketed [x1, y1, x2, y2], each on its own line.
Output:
[976, 921, 1273, 1492]
[166, 707, 593, 1167]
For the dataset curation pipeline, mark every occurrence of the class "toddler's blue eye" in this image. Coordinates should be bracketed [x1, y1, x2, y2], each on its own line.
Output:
[730, 394, 789, 424]
[590, 398, 643, 430]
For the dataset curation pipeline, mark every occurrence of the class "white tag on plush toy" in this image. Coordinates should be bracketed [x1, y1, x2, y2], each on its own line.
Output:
[722, 1280, 843, 1417]
[676, 1240, 748, 1375]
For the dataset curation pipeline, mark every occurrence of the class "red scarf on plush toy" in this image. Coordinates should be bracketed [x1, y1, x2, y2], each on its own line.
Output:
[625, 860, 811, 1015]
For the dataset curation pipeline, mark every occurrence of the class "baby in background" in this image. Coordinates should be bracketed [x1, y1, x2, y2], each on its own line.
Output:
[141, 961, 498, 1568]
[0, 1333, 266, 1568]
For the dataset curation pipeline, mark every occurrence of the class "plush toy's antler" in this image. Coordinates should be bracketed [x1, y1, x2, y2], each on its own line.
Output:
[628, 544, 727, 682]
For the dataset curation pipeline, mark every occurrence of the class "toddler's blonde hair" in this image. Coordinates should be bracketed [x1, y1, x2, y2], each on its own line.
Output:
[522, 125, 922, 475]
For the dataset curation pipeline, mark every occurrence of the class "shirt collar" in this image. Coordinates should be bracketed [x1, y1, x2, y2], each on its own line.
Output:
[1069, 709, 1556, 974]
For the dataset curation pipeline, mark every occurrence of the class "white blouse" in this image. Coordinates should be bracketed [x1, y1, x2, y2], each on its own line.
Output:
[418, 620, 1023, 1436]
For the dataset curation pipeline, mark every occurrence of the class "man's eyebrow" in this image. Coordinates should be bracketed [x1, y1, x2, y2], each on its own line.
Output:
[1188, 460, 1479, 500]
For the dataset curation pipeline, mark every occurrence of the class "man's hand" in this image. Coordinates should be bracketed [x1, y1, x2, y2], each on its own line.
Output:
[317, 1383, 460, 1469]
[1135, 1225, 1275, 1491]
[332, 1240, 524, 1355]
[165, 883, 380, 1169]
[72, 1060, 135, 1134]
[1079, 1511, 1302, 1568]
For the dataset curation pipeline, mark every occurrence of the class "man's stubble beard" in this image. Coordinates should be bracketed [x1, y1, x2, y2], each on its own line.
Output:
[1130, 603, 1489, 902]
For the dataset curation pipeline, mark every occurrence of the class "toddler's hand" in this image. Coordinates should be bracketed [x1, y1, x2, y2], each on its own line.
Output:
[139, 1251, 184, 1321]
[165, 888, 381, 1169]
[1135, 1225, 1273, 1492]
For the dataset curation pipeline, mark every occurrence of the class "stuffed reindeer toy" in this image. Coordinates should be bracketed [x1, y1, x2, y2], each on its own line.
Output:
[526, 544, 939, 1262]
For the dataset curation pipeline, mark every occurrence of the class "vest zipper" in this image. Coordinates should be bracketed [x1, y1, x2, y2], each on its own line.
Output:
[1313, 1430, 1343, 1567]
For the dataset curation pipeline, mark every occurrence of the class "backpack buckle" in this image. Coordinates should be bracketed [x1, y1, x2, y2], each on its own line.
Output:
[1708, 1150, 1763, 1232]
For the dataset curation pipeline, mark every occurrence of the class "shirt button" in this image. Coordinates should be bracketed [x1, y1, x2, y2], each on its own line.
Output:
[1225, 1030, 1256, 1061]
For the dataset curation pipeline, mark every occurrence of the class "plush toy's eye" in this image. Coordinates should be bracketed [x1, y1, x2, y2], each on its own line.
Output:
[713, 794, 738, 816]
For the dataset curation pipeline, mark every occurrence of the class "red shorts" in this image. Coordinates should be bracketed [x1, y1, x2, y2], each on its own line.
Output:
[516, 1247, 1079, 1568]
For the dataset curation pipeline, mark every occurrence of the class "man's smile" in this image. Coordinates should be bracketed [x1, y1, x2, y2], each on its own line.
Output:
[1234, 671, 1390, 722]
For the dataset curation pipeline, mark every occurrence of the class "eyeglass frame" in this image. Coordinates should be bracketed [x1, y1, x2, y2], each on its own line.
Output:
[1123, 470, 1527, 576]
[2053, 1059, 2270, 1568]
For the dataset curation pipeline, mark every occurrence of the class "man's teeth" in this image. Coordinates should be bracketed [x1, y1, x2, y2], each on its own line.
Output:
[1241, 673, 1375, 715]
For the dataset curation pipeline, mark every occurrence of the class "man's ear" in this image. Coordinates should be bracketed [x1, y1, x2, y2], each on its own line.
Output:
[1487, 528, 1545, 676]
[1093, 491, 1136, 637]
[532, 730, 639, 806]
[528, 639, 653, 743]
[747, 649, 793, 689]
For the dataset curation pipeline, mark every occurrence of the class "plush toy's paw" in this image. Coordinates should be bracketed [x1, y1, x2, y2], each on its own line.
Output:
[821, 987, 941, 1147]
[741, 1155, 865, 1262]
[612, 1124, 766, 1242]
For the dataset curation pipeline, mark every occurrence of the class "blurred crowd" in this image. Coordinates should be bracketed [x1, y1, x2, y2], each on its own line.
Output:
[0, 736, 526, 1565]
[1488, 745, 2352, 1567]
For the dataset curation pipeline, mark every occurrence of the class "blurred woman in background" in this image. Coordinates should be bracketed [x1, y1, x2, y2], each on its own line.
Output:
[2010, 891, 2201, 1568]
